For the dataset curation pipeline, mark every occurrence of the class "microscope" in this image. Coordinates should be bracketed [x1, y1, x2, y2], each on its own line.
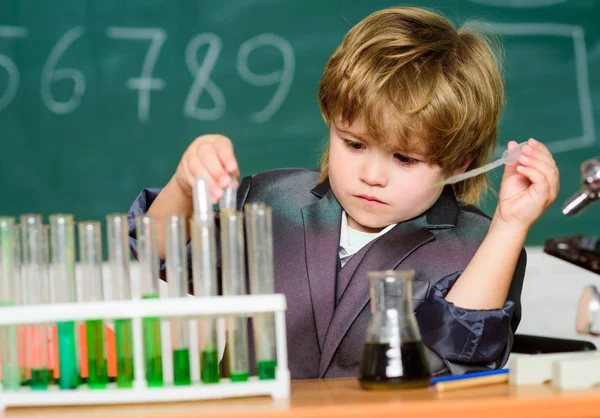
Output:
[543, 158, 600, 334]
[562, 158, 600, 217]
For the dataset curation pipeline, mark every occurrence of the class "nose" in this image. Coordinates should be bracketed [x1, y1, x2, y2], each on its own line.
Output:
[359, 154, 388, 187]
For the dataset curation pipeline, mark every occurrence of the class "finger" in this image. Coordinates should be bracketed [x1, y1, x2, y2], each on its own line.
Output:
[185, 154, 224, 204]
[211, 135, 240, 178]
[186, 173, 222, 204]
[520, 142, 559, 196]
[178, 157, 220, 202]
[518, 154, 559, 201]
[528, 138, 553, 157]
[520, 143, 558, 179]
[186, 168, 222, 204]
[518, 152, 556, 174]
[516, 165, 552, 206]
[506, 140, 519, 159]
[522, 140, 555, 167]
[502, 141, 520, 178]
[178, 158, 195, 193]
[194, 141, 231, 189]
[527, 139, 558, 172]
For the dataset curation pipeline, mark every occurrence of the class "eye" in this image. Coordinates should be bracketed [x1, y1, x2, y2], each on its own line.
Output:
[343, 139, 365, 151]
[394, 153, 418, 166]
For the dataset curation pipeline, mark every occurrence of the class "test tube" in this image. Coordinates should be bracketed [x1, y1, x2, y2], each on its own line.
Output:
[219, 175, 237, 210]
[245, 203, 277, 380]
[220, 209, 249, 382]
[41, 225, 57, 386]
[0, 217, 20, 391]
[13, 223, 25, 385]
[49, 214, 80, 390]
[165, 214, 191, 386]
[135, 215, 163, 387]
[78, 221, 108, 389]
[107, 214, 134, 388]
[20, 215, 50, 390]
[191, 178, 220, 383]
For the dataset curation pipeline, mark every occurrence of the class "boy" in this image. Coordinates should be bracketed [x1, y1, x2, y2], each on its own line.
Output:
[128, 6, 559, 378]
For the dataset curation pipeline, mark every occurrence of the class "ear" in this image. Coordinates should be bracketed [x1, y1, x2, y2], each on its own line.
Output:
[455, 155, 474, 175]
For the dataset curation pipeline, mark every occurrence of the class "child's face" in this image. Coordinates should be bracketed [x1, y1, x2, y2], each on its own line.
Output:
[328, 120, 446, 233]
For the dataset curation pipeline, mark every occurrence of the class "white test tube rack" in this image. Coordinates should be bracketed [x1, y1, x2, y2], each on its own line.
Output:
[0, 294, 290, 410]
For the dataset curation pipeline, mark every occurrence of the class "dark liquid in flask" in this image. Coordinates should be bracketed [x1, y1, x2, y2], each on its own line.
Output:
[359, 340, 431, 390]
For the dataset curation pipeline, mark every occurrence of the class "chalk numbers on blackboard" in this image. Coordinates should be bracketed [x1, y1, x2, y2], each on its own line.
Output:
[0, 26, 295, 123]
[0, 26, 27, 112]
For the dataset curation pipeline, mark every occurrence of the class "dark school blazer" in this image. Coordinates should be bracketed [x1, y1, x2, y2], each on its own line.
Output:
[128, 168, 525, 379]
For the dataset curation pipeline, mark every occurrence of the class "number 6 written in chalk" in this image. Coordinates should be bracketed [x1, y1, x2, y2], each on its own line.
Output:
[0, 26, 28, 112]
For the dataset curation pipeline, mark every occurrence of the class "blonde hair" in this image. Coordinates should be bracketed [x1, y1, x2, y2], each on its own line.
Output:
[318, 6, 505, 204]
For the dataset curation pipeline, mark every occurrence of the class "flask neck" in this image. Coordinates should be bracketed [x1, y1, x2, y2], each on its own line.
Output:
[370, 275, 412, 313]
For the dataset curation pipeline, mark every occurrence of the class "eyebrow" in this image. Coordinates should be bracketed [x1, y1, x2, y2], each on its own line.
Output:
[334, 125, 370, 142]
[334, 124, 429, 159]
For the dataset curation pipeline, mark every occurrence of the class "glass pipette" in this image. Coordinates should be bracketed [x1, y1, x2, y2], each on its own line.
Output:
[191, 177, 220, 383]
[431, 141, 527, 188]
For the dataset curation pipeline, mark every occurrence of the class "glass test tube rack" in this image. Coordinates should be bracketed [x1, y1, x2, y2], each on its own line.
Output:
[0, 292, 290, 410]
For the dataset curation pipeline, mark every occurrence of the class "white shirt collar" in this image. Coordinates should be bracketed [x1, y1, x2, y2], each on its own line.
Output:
[339, 211, 396, 264]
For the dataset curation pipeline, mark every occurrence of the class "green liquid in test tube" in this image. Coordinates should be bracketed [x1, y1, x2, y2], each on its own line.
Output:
[258, 359, 277, 380]
[135, 214, 164, 387]
[20, 216, 51, 391]
[0, 217, 20, 391]
[30, 368, 48, 388]
[49, 214, 80, 390]
[107, 214, 135, 389]
[229, 371, 249, 382]
[78, 221, 108, 389]
[245, 203, 278, 380]
[200, 347, 219, 383]
[114, 319, 133, 388]
[85, 319, 108, 388]
[142, 293, 163, 387]
[165, 214, 191, 386]
[173, 348, 191, 386]
[56, 321, 79, 389]
[191, 177, 221, 384]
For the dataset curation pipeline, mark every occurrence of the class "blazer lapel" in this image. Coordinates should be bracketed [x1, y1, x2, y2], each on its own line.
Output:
[301, 187, 342, 351]
[317, 220, 435, 377]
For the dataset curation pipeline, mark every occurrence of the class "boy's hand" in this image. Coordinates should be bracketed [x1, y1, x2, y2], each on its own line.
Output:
[172, 134, 240, 203]
[494, 138, 559, 231]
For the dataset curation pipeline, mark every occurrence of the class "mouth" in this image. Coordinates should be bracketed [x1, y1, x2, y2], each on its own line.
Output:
[356, 195, 386, 205]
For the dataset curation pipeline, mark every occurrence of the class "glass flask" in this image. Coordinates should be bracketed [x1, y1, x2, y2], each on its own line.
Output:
[359, 270, 431, 390]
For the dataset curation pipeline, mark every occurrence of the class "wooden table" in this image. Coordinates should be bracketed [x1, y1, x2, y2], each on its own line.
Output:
[5, 378, 600, 418]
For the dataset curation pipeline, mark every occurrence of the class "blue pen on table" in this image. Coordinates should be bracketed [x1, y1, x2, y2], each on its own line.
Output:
[431, 368, 509, 385]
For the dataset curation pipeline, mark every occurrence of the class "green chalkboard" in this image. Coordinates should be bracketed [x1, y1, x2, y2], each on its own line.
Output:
[0, 0, 599, 245]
